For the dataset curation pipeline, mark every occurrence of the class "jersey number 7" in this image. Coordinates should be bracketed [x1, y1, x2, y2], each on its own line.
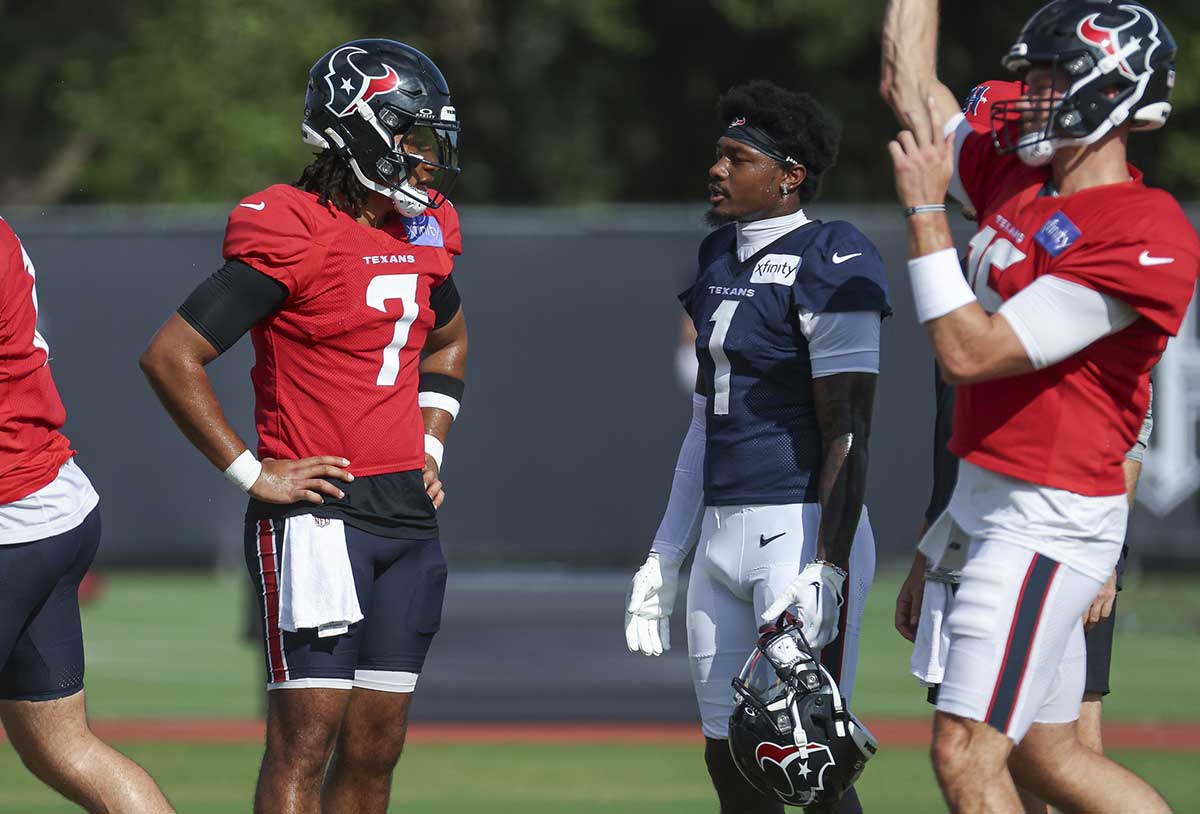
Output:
[366, 274, 420, 387]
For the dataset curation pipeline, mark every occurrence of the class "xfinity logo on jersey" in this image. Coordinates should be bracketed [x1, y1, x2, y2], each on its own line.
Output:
[362, 254, 416, 264]
[403, 215, 445, 248]
[750, 254, 801, 286]
[708, 285, 756, 298]
[1034, 212, 1082, 258]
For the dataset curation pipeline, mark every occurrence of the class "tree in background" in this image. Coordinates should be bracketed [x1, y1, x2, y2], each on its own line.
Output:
[1, 0, 1195, 206]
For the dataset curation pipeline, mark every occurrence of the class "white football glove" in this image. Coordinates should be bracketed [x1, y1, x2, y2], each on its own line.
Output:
[625, 552, 680, 656]
[761, 561, 846, 650]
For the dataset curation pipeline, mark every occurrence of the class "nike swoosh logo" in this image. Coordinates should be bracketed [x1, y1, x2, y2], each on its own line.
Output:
[831, 252, 862, 265]
[239, 201, 266, 211]
[1138, 251, 1174, 266]
[759, 532, 786, 547]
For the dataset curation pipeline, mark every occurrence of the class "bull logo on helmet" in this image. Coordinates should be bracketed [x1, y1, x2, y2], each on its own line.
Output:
[755, 741, 836, 805]
[323, 45, 403, 118]
[1077, 10, 1144, 81]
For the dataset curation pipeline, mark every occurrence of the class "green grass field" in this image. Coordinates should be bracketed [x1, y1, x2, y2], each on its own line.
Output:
[1, 570, 1197, 812]
[2, 742, 1198, 813]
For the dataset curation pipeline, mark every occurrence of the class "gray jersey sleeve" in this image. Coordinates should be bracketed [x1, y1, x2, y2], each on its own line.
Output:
[1126, 381, 1154, 463]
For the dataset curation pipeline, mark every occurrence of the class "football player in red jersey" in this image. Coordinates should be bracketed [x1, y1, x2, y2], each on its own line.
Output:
[881, 1, 1197, 812]
[0, 220, 173, 811]
[896, 78, 1157, 814]
[141, 40, 466, 814]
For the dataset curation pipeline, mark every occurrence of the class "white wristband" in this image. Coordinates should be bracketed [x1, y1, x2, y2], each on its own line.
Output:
[223, 449, 263, 492]
[907, 248, 977, 323]
[424, 434, 444, 469]
[419, 392, 461, 419]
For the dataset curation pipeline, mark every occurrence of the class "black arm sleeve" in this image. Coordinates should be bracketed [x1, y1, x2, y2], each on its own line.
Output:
[177, 260, 289, 354]
[429, 275, 462, 329]
[924, 363, 960, 525]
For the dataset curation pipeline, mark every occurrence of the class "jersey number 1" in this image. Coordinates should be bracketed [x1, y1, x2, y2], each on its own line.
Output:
[708, 300, 739, 415]
[366, 274, 419, 387]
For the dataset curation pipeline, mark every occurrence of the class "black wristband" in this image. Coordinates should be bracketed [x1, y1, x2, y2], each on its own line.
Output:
[418, 372, 465, 401]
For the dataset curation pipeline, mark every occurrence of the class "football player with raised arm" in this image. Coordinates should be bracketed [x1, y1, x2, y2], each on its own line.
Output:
[0, 219, 174, 812]
[140, 40, 466, 814]
[881, 1, 1198, 811]
[894, 80, 1157, 814]
[626, 81, 889, 814]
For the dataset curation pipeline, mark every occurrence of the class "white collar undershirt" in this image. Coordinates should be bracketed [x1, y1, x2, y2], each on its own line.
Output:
[735, 208, 811, 262]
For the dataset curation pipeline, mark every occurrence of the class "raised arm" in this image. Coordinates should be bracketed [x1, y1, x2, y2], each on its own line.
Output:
[889, 100, 1142, 385]
[880, 0, 961, 135]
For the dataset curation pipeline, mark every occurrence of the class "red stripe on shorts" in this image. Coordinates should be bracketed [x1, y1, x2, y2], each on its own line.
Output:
[257, 519, 288, 683]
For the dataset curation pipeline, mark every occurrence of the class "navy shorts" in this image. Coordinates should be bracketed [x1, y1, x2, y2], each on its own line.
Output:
[245, 517, 447, 692]
[0, 507, 101, 701]
[1083, 544, 1127, 697]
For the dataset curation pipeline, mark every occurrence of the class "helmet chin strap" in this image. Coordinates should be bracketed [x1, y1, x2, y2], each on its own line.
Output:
[1017, 132, 1056, 167]
[392, 181, 429, 217]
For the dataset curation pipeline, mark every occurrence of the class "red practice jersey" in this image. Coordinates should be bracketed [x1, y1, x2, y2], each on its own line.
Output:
[223, 186, 462, 476]
[0, 218, 74, 504]
[950, 132, 1200, 496]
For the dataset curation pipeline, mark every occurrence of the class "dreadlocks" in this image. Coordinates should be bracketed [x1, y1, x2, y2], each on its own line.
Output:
[294, 150, 371, 218]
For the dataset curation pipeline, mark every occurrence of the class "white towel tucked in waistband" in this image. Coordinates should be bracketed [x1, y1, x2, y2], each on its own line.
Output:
[279, 515, 363, 638]
[911, 579, 953, 686]
[909, 511, 970, 686]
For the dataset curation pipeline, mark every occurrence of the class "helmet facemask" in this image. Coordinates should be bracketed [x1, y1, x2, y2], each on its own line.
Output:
[304, 104, 460, 217]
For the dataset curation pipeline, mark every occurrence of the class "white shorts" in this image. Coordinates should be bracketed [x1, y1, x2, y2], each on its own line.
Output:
[686, 503, 876, 740]
[937, 538, 1097, 743]
[948, 461, 1126, 584]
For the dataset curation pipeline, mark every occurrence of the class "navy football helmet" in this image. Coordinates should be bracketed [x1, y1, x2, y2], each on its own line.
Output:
[993, 1, 1176, 165]
[302, 39, 460, 215]
[728, 614, 877, 807]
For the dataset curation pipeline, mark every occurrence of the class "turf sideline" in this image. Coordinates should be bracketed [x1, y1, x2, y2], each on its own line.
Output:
[1, 720, 1196, 750]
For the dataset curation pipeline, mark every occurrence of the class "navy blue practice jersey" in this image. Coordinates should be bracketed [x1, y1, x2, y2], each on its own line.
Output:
[679, 220, 890, 506]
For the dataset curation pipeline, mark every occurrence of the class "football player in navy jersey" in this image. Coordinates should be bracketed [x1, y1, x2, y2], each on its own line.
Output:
[626, 81, 889, 814]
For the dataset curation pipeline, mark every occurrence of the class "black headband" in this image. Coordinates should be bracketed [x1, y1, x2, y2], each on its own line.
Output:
[723, 118, 798, 165]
